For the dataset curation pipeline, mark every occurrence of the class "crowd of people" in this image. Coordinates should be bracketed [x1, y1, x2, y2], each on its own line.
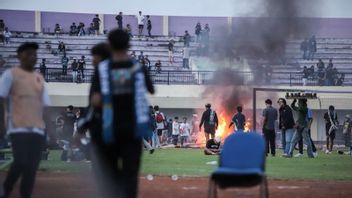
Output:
[265, 98, 351, 158]
[302, 58, 345, 86]
[55, 14, 101, 36]
[198, 98, 351, 159]
[0, 27, 352, 198]
[39, 40, 87, 83]
[54, 12, 154, 37]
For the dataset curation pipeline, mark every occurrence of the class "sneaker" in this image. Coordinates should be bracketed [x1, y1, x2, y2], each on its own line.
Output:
[294, 153, 303, 158]
[325, 150, 330, 154]
[328, 151, 332, 154]
[282, 153, 292, 158]
[313, 152, 318, 158]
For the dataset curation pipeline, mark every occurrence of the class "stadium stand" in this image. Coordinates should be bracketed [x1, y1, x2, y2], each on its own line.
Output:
[1, 34, 352, 85]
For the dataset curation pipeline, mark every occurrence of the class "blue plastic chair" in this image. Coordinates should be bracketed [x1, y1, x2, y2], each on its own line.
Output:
[208, 132, 268, 198]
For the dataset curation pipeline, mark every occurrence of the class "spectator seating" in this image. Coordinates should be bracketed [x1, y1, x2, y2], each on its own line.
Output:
[0, 33, 195, 71]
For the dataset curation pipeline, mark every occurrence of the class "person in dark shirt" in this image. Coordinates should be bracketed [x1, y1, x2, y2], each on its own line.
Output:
[155, 60, 162, 74]
[302, 66, 309, 86]
[340, 114, 352, 154]
[54, 23, 62, 34]
[60, 105, 76, 161]
[324, 105, 339, 154]
[183, 30, 191, 47]
[62, 105, 76, 141]
[88, 23, 95, 35]
[144, 55, 151, 71]
[262, 99, 278, 156]
[71, 59, 78, 82]
[295, 107, 317, 157]
[78, 56, 86, 80]
[317, 59, 324, 70]
[39, 58, 46, 79]
[78, 22, 85, 36]
[300, 38, 308, 60]
[168, 40, 175, 64]
[328, 58, 333, 68]
[332, 68, 339, 86]
[58, 41, 66, 54]
[229, 106, 245, 132]
[92, 14, 101, 35]
[89, 29, 154, 198]
[317, 67, 325, 86]
[138, 51, 144, 63]
[0, 19, 5, 32]
[336, 73, 345, 86]
[199, 103, 218, 143]
[204, 137, 221, 155]
[146, 15, 152, 37]
[195, 22, 202, 42]
[284, 99, 314, 158]
[277, 98, 295, 155]
[308, 65, 315, 79]
[70, 22, 77, 35]
[308, 35, 317, 60]
[126, 24, 132, 37]
[62, 54, 69, 75]
[115, 12, 123, 29]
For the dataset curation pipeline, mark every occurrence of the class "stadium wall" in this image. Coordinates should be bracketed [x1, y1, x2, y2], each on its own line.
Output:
[2, 9, 352, 37]
[0, 10, 35, 32]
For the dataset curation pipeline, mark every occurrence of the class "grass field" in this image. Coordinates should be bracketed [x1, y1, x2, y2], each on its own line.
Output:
[2, 148, 352, 181]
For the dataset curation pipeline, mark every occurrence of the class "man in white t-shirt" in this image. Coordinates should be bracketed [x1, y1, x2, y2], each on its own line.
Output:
[154, 105, 166, 144]
[180, 117, 191, 147]
[0, 42, 50, 198]
[172, 117, 180, 146]
[136, 11, 145, 36]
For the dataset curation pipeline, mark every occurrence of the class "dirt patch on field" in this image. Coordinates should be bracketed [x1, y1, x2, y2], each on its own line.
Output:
[1, 172, 352, 198]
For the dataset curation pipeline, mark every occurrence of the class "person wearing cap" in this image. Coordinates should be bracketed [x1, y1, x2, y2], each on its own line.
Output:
[204, 136, 221, 155]
[199, 104, 218, 143]
[0, 42, 50, 198]
[324, 105, 339, 154]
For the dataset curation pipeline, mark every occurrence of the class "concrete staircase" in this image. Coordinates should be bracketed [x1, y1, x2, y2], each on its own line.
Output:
[0, 33, 196, 71]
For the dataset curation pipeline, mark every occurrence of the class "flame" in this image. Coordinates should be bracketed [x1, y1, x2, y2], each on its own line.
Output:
[215, 112, 228, 138]
[195, 107, 252, 147]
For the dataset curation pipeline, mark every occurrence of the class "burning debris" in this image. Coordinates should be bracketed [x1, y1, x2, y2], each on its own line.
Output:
[195, 0, 314, 144]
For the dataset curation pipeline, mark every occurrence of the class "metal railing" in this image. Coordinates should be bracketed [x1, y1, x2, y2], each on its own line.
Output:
[0, 67, 351, 86]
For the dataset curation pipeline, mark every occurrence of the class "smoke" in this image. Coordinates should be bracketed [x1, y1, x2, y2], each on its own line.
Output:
[199, 0, 311, 133]
[213, 0, 307, 64]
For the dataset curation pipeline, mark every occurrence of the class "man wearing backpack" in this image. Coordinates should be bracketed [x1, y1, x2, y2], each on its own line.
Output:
[199, 104, 218, 143]
[154, 105, 166, 145]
